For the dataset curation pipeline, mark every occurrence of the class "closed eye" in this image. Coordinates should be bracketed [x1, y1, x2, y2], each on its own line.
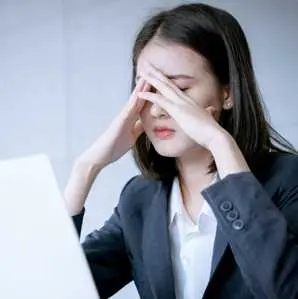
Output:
[179, 88, 188, 92]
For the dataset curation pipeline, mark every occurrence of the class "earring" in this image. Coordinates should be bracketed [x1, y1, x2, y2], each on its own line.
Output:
[224, 102, 233, 110]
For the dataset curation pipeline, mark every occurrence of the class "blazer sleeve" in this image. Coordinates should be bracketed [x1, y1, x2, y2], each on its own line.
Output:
[201, 163, 298, 299]
[71, 176, 137, 299]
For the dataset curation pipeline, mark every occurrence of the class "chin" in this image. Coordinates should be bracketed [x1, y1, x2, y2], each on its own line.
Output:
[151, 140, 194, 158]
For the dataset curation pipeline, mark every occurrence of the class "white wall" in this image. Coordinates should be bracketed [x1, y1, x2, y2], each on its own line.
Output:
[1, 0, 297, 298]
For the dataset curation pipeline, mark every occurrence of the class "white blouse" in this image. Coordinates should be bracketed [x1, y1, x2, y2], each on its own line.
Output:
[168, 176, 218, 299]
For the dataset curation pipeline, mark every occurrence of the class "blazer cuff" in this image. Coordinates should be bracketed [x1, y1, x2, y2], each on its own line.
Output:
[72, 207, 86, 235]
[201, 172, 284, 237]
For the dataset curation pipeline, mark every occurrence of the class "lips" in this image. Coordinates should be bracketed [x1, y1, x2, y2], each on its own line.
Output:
[153, 126, 176, 138]
[153, 126, 175, 133]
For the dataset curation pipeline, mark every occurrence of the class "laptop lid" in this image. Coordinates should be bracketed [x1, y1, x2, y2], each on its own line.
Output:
[0, 154, 99, 299]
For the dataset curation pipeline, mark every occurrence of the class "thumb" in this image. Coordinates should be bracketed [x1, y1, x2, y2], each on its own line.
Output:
[132, 119, 144, 139]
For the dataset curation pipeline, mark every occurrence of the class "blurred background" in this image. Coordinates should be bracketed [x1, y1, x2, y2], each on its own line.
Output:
[1, 0, 297, 298]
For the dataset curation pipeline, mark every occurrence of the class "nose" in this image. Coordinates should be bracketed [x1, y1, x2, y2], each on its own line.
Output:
[149, 102, 169, 118]
[148, 90, 169, 118]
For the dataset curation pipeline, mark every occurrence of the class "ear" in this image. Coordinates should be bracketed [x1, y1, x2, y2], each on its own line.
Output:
[222, 86, 233, 110]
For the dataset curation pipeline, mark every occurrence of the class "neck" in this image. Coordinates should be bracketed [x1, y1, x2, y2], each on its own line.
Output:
[176, 146, 214, 186]
[176, 147, 216, 212]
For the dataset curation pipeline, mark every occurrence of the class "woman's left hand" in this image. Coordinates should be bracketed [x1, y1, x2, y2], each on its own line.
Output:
[138, 62, 228, 150]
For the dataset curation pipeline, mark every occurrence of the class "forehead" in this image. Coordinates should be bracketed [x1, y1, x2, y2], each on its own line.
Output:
[136, 39, 209, 77]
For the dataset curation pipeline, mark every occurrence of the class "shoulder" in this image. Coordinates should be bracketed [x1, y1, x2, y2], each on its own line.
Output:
[253, 151, 298, 179]
[273, 152, 298, 192]
[255, 152, 298, 201]
[117, 175, 164, 216]
[266, 152, 298, 179]
[265, 152, 298, 230]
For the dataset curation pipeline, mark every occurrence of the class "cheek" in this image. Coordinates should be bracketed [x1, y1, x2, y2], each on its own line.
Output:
[190, 85, 223, 108]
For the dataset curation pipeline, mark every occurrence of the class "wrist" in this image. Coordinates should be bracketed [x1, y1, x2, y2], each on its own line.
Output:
[64, 159, 102, 216]
[207, 129, 232, 153]
[208, 130, 250, 178]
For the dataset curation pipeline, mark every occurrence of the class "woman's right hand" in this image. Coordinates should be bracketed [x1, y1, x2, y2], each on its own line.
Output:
[64, 78, 150, 215]
[77, 77, 150, 172]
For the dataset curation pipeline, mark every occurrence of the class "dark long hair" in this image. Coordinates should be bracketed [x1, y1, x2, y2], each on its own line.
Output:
[130, 3, 296, 180]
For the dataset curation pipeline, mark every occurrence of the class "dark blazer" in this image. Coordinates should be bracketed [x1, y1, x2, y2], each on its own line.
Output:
[73, 152, 298, 299]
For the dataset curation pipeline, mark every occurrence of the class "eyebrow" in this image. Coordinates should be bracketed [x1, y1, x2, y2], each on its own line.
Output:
[135, 74, 195, 81]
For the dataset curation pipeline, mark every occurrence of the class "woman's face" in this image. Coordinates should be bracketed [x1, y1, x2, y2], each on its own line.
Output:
[136, 38, 228, 158]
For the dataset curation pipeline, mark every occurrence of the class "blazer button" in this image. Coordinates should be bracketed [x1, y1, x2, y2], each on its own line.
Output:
[220, 200, 233, 212]
[232, 219, 244, 230]
[226, 209, 239, 222]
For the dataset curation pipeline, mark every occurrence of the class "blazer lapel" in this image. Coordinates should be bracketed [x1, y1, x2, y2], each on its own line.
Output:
[209, 172, 229, 278]
[142, 180, 176, 299]
[210, 226, 228, 277]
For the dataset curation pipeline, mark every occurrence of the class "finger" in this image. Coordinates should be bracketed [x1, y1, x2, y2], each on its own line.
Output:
[135, 97, 146, 113]
[142, 81, 152, 92]
[129, 78, 151, 109]
[143, 61, 173, 88]
[134, 77, 146, 92]
[128, 77, 146, 105]
[125, 78, 148, 114]
[137, 81, 152, 112]
[142, 71, 195, 108]
[134, 82, 152, 114]
[138, 91, 166, 104]
[120, 81, 146, 121]
[141, 73, 178, 104]
[143, 62, 192, 103]
[138, 91, 178, 115]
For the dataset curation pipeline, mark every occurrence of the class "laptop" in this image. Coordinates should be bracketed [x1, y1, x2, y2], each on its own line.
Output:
[0, 154, 99, 299]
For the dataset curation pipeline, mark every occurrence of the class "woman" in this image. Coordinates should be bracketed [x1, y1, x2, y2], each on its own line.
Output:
[64, 3, 298, 299]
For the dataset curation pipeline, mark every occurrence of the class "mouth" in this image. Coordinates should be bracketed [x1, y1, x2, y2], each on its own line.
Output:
[153, 126, 176, 139]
